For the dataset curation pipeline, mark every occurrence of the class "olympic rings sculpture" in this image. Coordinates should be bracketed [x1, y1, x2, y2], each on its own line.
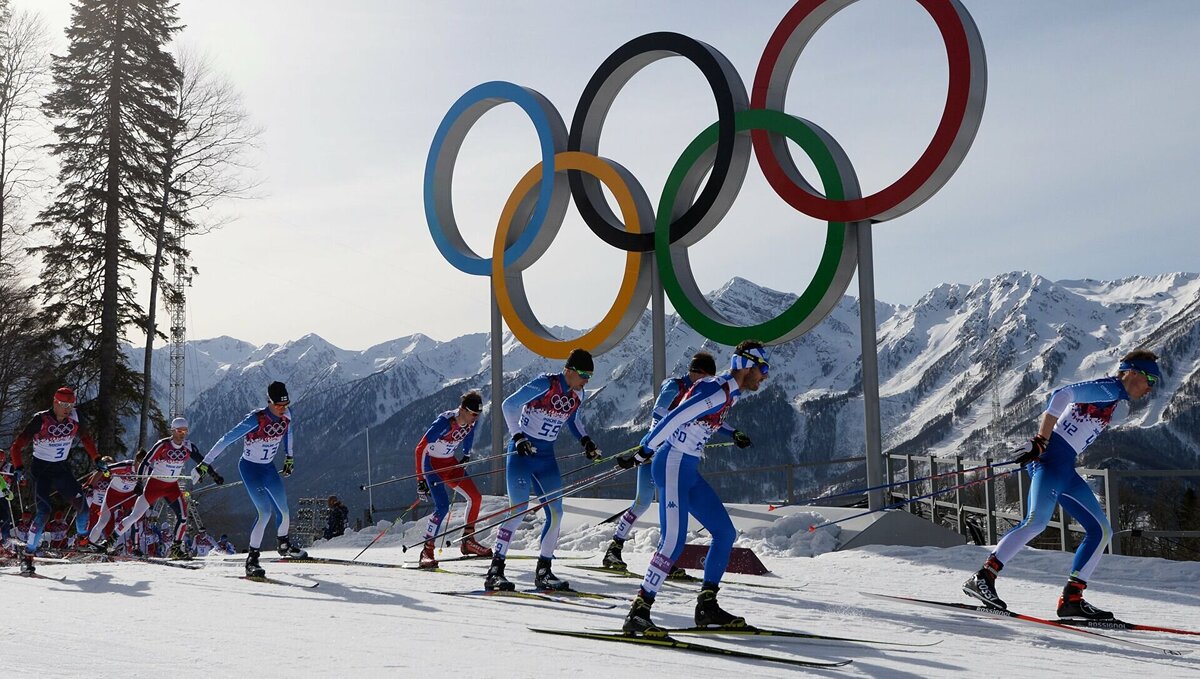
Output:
[425, 0, 986, 359]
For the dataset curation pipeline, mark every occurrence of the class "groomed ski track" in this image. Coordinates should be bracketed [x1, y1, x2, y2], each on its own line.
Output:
[3, 541, 1198, 678]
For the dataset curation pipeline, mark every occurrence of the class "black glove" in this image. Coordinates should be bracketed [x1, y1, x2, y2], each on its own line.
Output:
[1014, 435, 1048, 466]
[512, 433, 535, 457]
[459, 454, 471, 466]
[134, 481, 145, 496]
[417, 478, 431, 500]
[616, 446, 654, 470]
[732, 430, 752, 449]
[14, 467, 26, 486]
[581, 436, 601, 461]
[282, 457, 295, 477]
[193, 463, 211, 483]
[210, 469, 225, 485]
[94, 457, 111, 477]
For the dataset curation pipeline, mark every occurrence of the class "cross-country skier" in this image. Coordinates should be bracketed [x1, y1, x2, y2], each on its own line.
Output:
[82, 462, 113, 535]
[9, 387, 108, 573]
[414, 391, 490, 568]
[191, 529, 217, 557]
[215, 534, 236, 555]
[601, 352, 751, 572]
[197, 381, 307, 577]
[85, 451, 146, 550]
[484, 348, 600, 592]
[620, 340, 769, 636]
[963, 350, 1161, 620]
[110, 418, 205, 560]
[46, 510, 69, 550]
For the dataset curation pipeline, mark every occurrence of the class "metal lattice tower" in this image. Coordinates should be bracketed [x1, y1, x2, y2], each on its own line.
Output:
[167, 223, 190, 419]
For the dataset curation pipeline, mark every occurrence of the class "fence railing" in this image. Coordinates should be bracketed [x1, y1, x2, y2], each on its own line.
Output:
[887, 453, 1200, 556]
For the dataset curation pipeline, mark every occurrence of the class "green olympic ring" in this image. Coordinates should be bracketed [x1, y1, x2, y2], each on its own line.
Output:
[656, 108, 860, 345]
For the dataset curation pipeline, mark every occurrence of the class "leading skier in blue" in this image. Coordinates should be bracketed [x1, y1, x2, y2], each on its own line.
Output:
[963, 350, 1161, 619]
[620, 340, 768, 636]
[601, 351, 749, 572]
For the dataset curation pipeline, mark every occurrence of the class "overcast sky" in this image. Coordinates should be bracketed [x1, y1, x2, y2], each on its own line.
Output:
[14, 1, 1200, 350]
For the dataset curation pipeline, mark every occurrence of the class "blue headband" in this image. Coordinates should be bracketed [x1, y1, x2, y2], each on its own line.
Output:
[1119, 359, 1161, 380]
[730, 346, 770, 372]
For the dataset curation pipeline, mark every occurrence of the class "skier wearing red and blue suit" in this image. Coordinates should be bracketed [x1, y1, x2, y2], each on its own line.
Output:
[483, 349, 600, 592]
[86, 455, 143, 546]
[620, 341, 770, 635]
[414, 391, 492, 567]
[9, 387, 107, 573]
[964, 350, 1162, 620]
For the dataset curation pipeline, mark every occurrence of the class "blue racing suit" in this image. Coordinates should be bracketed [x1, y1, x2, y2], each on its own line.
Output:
[637, 373, 741, 597]
[993, 377, 1129, 581]
[492, 373, 587, 560]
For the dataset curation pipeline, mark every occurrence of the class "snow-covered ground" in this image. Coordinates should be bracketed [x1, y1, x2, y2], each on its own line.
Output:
[4, 499, 1199, 678]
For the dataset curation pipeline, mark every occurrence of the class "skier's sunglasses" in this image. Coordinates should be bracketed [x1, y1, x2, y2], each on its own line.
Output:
[738, 352, 770, 376]
[571, 368, 592, 380]
[54, 400, 75, 409]
[1134, 370, 1158, 387]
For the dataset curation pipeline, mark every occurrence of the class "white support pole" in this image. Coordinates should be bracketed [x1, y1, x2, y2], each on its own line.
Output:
[857, 221, 885, 511]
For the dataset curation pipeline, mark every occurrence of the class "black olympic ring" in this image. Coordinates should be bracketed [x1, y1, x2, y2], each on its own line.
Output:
[568, 31, 751, 252]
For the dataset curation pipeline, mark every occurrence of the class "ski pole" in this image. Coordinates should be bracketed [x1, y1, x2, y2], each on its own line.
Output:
[359, 448, 515, 491]
[806, 467, 1021, 532]
[769, 458, 1020, 511]
[191, 480, 243, 496]
[557, 445, 640, 479]
[453, 465, 630, 548]
[353, 498, 422, 561]
[401, 453, 631, 552]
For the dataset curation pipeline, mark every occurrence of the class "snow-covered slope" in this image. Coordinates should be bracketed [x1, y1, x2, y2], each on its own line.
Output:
[6, 507, 1199, 679]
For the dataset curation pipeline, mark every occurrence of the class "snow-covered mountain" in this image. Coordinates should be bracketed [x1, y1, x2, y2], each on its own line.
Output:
[127, 272, 1200, 536]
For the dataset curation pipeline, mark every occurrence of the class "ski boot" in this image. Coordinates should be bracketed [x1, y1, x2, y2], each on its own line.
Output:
[82, 536, 110, 555]
[19, 549, 35, 575]
[277, 535, 308, 559]
[1056, 577, 1113, 620]
[168, 543, 192, 561]
[418, 540, 439, 569]
[459, 531, 493, 558]
[666, 565, 692, 580]
[962, 555, 1007, 610]
[245, 548, 266, 578]
[695, 584, 746, 628]
[534, 557, 570, 591]
[623, 592, 664, 637]
[602, 537, 627, 570]
[484, 556, 514, 592]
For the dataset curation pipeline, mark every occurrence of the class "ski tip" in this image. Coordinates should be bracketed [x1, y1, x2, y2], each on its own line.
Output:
[767, 505, 777, 511]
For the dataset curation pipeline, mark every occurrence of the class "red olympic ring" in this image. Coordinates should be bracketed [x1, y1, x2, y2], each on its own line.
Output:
[751, 0, 987, 224]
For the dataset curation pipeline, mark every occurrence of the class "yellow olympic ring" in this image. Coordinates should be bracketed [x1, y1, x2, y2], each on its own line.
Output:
[492, 151, 653, 359]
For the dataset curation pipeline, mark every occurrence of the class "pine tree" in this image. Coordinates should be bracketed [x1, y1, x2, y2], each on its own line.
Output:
[30, 0, 181, 454]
